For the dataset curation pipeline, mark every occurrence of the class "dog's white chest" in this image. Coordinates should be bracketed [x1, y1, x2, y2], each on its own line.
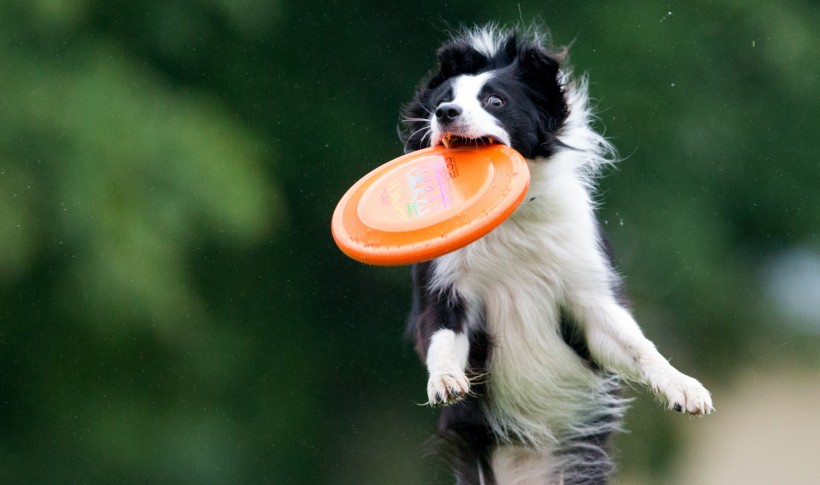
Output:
[435, 209, 604, 443]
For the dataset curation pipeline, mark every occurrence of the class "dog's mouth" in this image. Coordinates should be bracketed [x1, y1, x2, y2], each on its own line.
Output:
[440, 133, 501, 149]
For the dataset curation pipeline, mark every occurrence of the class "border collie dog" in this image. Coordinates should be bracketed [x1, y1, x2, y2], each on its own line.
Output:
[401, 25, 713, 485]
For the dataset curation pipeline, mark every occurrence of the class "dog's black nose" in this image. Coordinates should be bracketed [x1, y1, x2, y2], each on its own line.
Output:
[435, 102, 462, 123]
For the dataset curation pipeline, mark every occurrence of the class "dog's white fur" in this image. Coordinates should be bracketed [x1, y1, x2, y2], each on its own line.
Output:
[426, 329, 471, 404]
[421, 30, 713, 483]
[430, 72, 512, 148]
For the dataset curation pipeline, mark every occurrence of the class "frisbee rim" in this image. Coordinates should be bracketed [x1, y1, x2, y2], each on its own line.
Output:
[331, 145, 529, 266]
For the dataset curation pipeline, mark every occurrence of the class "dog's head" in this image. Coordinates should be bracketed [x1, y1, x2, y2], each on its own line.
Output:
[401, 27, 570, 159]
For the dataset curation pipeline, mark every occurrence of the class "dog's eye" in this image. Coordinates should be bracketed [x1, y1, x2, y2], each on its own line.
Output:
[485, 95, 504, 108]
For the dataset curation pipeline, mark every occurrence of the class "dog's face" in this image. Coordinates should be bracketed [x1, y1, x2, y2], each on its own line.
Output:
[402, 33, 569, 159]
[428, 71, 512, 149]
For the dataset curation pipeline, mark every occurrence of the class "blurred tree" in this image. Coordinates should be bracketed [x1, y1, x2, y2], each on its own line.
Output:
[0, 1, 291, 482]
[0, 0, 818, 483]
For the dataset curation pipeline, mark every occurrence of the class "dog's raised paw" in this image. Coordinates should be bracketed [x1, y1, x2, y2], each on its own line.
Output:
[426, 371, 470, 406]
[652, 369, 715, 415]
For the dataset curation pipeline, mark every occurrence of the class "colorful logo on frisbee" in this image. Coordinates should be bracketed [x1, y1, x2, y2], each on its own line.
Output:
[379, 157, 458, 221]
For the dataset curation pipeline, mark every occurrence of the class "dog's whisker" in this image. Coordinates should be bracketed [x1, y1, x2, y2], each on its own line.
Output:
[402, 126, 432, 152]
[402, 117, 432, 124]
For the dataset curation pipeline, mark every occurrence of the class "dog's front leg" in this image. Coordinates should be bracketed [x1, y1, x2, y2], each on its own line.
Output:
[410, 264, 471, 407]
[574, 297, 714, 415]
[425, 327, 471, 406]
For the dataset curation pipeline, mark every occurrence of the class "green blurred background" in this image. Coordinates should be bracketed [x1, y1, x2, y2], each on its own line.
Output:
[1, 0, 818, 483]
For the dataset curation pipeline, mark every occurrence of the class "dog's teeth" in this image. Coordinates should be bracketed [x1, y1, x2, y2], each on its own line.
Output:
[441, 135, 451, 149]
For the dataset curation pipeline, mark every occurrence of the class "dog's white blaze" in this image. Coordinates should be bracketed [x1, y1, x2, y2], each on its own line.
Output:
[429, 72, 511, 148]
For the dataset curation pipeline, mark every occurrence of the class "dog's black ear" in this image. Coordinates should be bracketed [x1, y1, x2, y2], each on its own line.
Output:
[517, 44, 570, 157]
[438, 43, 487, 77]
[518, 46, 562, 84]
[428, 43, 487, 89]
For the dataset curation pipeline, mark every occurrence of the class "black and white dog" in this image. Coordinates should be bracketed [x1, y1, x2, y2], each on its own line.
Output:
[401, 25, 713, 485]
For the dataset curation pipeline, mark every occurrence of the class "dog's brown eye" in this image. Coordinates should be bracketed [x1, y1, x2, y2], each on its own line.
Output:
[485, 95, 504, 108]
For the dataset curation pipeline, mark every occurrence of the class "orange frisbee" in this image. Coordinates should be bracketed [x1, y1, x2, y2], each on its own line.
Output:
[331, 144, 530, 266]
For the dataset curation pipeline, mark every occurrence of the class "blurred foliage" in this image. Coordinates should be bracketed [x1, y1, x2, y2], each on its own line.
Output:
[0, 0, 818, 483]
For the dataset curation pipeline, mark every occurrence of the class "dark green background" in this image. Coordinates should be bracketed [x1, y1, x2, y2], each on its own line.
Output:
[1, 0, 818, 483]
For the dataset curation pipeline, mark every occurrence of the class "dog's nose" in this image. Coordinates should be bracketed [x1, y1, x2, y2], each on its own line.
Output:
[435, 102, 462, 123]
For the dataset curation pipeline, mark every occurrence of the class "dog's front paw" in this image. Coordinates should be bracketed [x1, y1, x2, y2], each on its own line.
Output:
[651, 369, 714, 415]
[427, 371, 470, 407]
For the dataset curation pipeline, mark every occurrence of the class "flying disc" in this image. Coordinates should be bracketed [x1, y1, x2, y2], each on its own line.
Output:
[331, 144, 530, 266]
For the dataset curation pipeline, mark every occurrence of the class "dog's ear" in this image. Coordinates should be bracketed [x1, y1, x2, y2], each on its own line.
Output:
[428, 43, 487, 89]
[518, 46, 562, 84]
[437, 43, 486, 77]
[517, 45, 570, 157]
